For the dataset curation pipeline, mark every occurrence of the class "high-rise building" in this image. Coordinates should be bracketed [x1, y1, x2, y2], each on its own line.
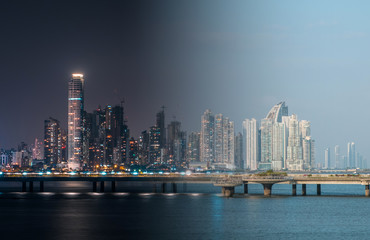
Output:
[44, 117, 61, 166]
[32, 138, 44, 160]
[187, 132, 200, 163]
[68, 73, 84, 170]
[234, 132, 243, 169]
[149, 126, 161, 163]
[260, 118, 273, 170]
[260, 102, 288, 170]
[324, 148, 330, 169]
[167, 121, 187, 167]
[347, 142, 355, 168]
[156, 108, 166, 149]
[334, 145, 340, 169]
[286, 114, 303, 170]
[302, 136, 315, 170]
[243, 118, 259, 170]
[200, 109, 214, 165]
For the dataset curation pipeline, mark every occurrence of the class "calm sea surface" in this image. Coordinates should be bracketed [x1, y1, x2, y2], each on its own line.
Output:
[0, 182, 370, 240]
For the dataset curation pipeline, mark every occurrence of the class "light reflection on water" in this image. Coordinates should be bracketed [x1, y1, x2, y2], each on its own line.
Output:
[0, 184, 370, 239]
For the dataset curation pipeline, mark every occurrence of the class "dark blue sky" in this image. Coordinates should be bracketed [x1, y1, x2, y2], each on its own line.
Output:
[1, 0, 370, 164]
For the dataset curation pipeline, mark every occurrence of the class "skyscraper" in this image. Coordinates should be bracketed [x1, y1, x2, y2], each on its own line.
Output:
[68, 73, 84, 170]
[347, 142, 355, 168]
[44, 117, 61, 166]
[325, 148, 330, 169]
[156, 108, 166, 149]
[334, 145, 340, 169]
[187, 132, 200, 163]
[243, 118, 259, 170]
[286, 114, 303, 170]
[260, 102, 288, 170]
[200, 109, 214, 165]
[234, 132, 243, 169]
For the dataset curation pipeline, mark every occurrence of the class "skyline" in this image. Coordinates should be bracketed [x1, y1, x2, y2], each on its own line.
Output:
[1, 0, 370, 163]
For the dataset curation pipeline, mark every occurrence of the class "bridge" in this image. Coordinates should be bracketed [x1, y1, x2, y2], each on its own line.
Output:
[243, 175, 370, 196]
[1, 174, 370, 197]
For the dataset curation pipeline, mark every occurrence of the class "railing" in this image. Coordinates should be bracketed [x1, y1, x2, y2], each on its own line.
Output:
[243, 176, 294, 180]
[213, 177, 243, 185]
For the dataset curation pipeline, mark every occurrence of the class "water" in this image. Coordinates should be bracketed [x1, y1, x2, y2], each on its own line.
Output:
[0, 182, 370, 239]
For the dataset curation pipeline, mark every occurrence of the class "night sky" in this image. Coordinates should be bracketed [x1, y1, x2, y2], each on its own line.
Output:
[2, 0, 370, 164]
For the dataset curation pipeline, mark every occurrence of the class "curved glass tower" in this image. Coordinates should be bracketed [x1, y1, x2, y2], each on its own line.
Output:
[68, 74, 84, 170]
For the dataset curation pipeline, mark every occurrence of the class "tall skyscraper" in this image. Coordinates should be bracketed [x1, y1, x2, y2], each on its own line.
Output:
[44, 117, 61, 166]
[200, 109, 214, 165]
[187, 132, 200, 163]
[234, 132, 243, 169]
[242, 118, 259, 170]
[347, 142, 355, 168]
[334, 145, 340, 169]
[149, 126, 161, 163]
[68, 73, 84, 170]
[260, 102, 288, 170]
[325, 148, 330, 169]
[286, 114, 303, 170]
[156, 108, 166, 149]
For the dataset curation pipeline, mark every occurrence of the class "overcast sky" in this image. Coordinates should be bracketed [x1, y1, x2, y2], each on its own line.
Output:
[1, 0, 370, 164]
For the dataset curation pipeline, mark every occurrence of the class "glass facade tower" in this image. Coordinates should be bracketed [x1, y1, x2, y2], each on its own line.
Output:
[68, 74, 84, 170]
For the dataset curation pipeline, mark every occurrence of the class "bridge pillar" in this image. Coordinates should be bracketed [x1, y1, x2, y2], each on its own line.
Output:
[29, 181, 34, 193]
[183, 183, 187, 193]
[317, 184, 321, 195]
[172, 183, 177, 193]
[111, 181, 116, 192]
[161, 183, 166, 193]
[244, 182, 248, 194]
[100, 181, 105, 193]
[222, 187, 235, 197]
[263, 184, 273, 196]
[365, 185, 370, 197]
[40, 181, 44, 192]
[153, 184, 157, 193]
[93, 182, 97, 192]
[292, 184, 297, 196]
[302, 184, 306, 196]
[22, 181, 26, 192]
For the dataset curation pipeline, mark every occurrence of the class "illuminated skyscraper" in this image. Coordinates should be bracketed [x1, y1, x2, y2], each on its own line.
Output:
[200, 109, 214, 165]
[68, 73, 84, 170]
[44, 117, 61, 166]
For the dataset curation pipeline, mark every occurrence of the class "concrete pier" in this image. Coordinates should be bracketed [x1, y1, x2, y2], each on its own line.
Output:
[366, 185, 370, 197]
[317, 184, 321, 195]
[263, 184, 273, 196]
[302, 184, 306, 196]
[292, 184, 297, 196]
[111, 181, 116, 192]
[93, 182, 97, 192]
[172, 183, 177, 193]
[22, 182, 26, 192]
[40, 181, 44, 192]
[244, 182, 248, 194]
[100, 181, 105, 192]
[222, 186, 235, 197]
[161, 183, 166, 193]
[153, 184, 157, 193]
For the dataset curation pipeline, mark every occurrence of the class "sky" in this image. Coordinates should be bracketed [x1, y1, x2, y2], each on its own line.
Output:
[1, 0, 370, 164]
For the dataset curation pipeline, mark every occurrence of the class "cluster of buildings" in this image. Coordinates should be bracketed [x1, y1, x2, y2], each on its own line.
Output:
[190, 102, 315, 171]
[323, 143, 367, 170]
[2, 74, 366, 172]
